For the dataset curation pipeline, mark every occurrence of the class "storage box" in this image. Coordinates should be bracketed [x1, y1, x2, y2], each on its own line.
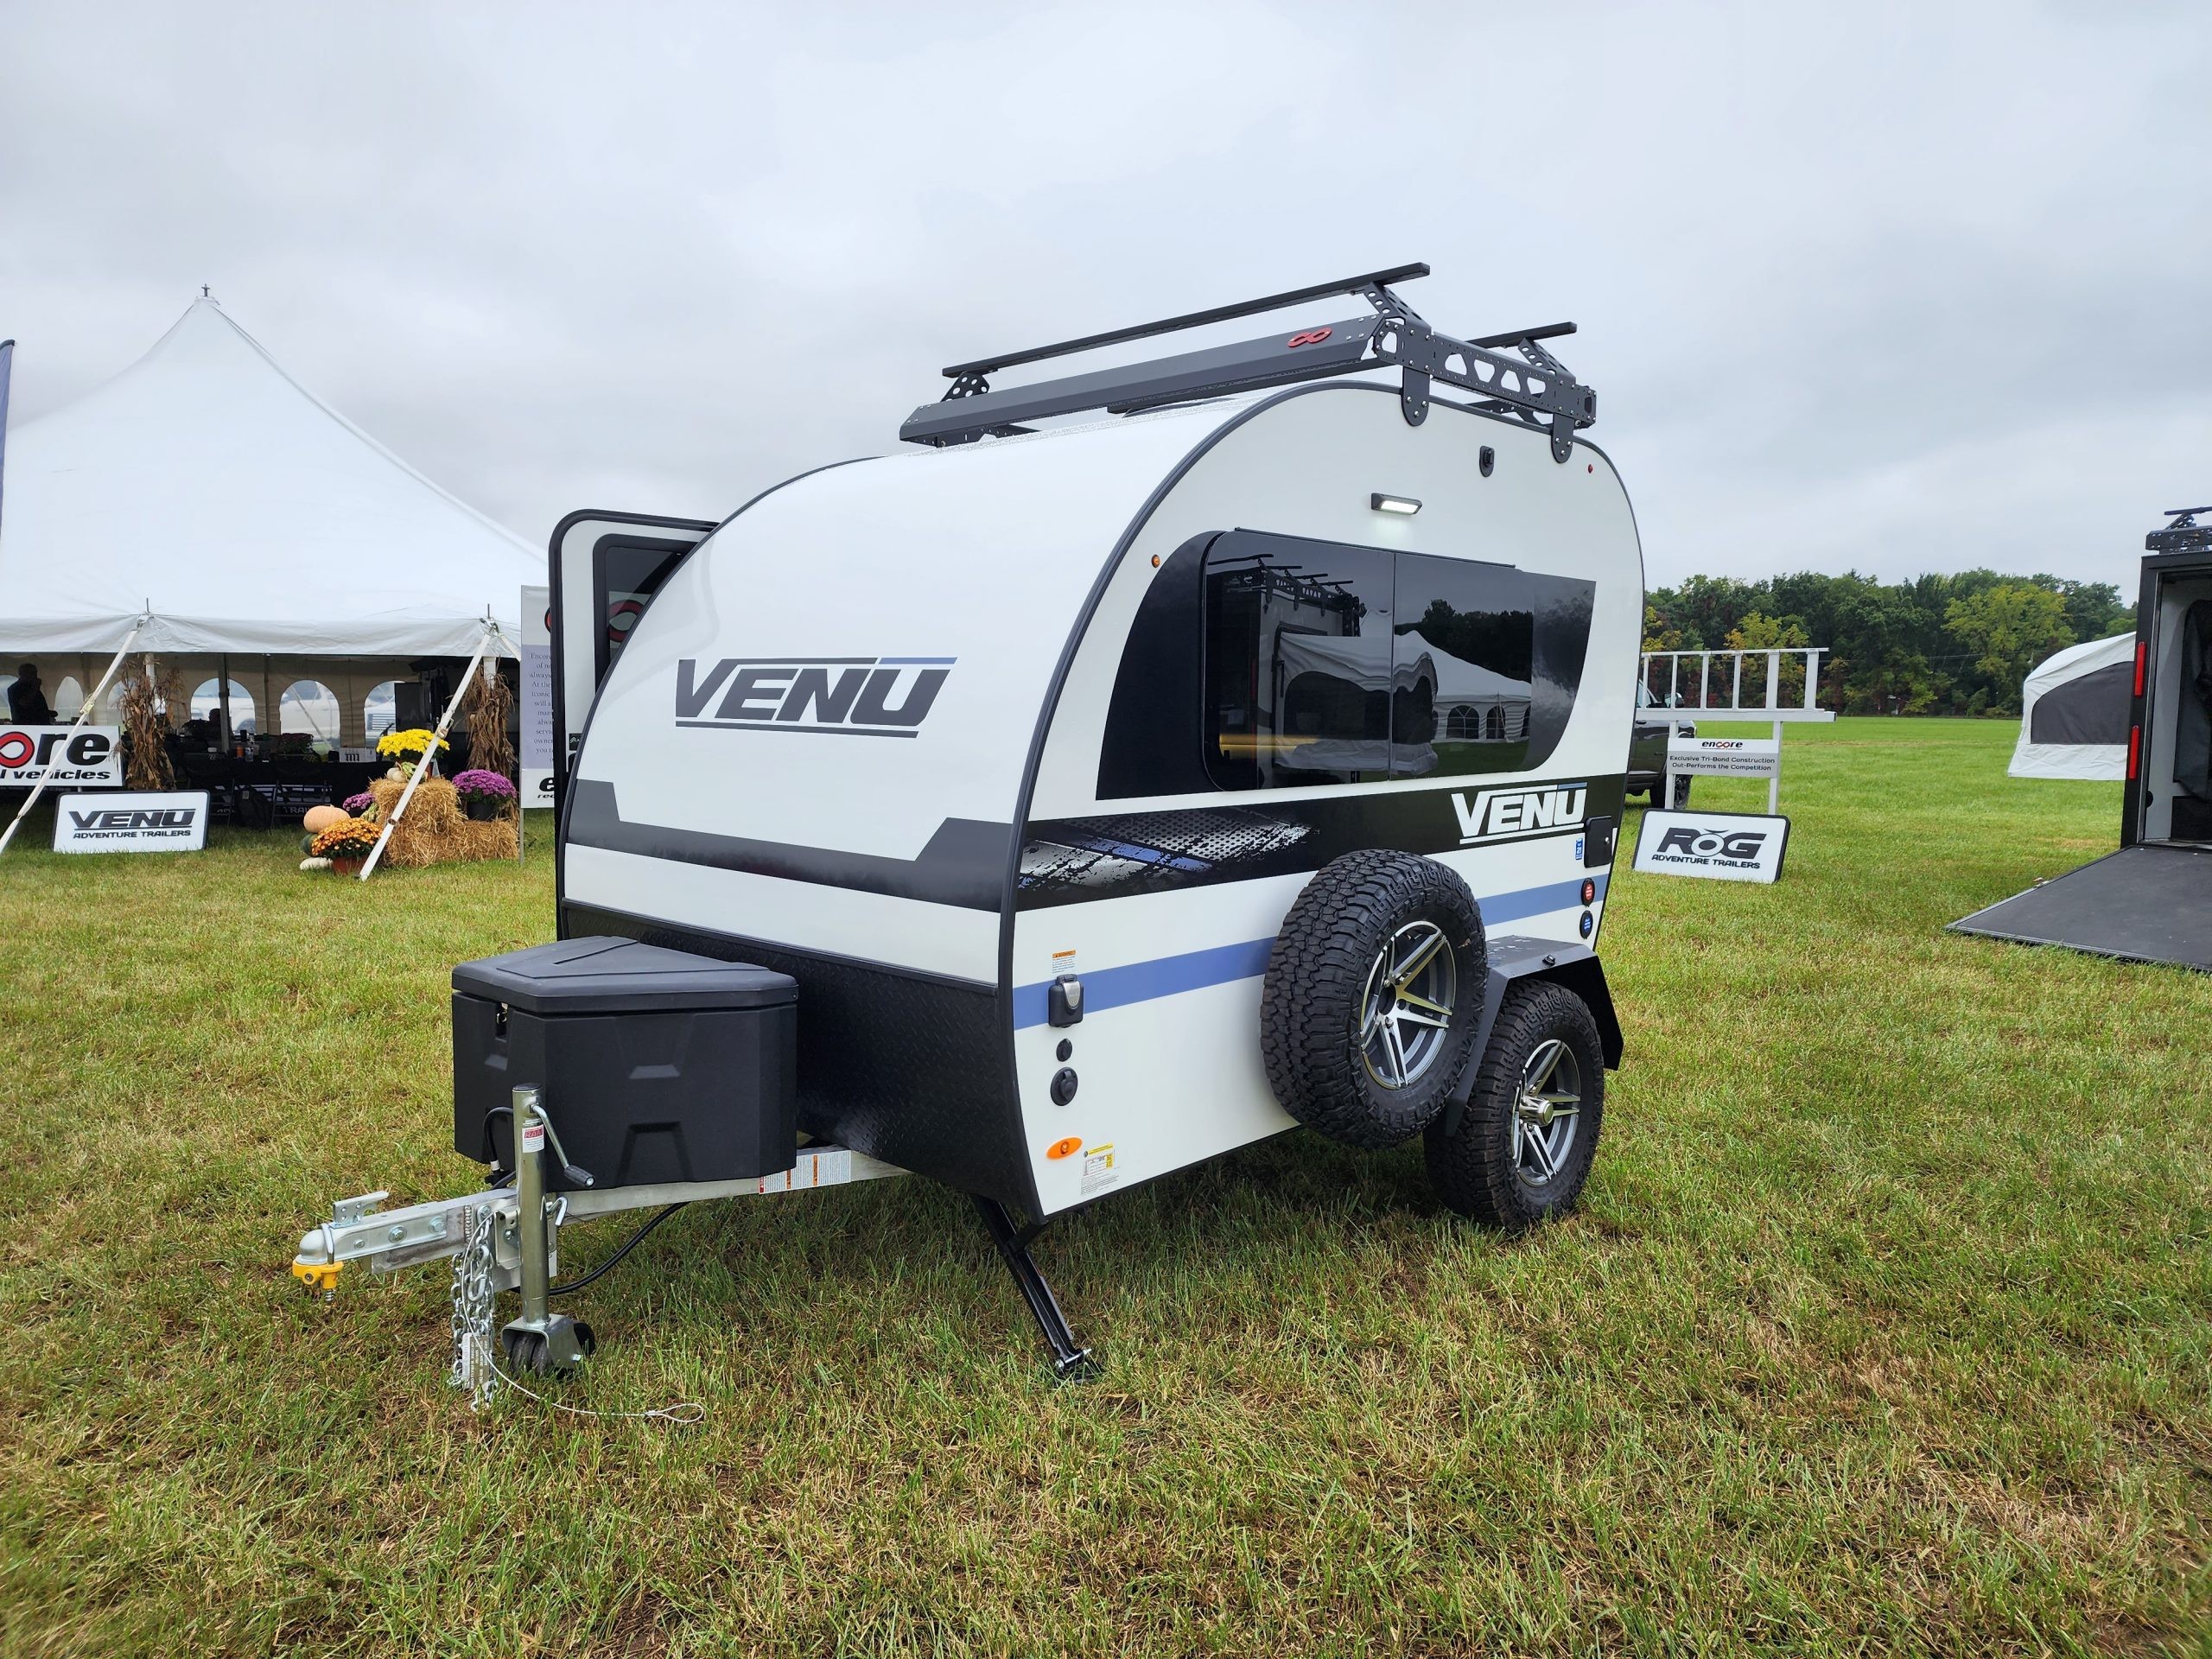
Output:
[452, 937, 798, 1190]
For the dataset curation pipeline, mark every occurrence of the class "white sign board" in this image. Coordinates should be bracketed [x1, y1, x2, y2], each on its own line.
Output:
[1668, 736, 1782, 778]
[1, 725, 123, 788]
[1633, 810, 1790, 883]
[520, 582, 554, 809]
[53, 791, 211, 854]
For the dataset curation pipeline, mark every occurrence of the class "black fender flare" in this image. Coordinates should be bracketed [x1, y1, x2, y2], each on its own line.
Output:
[1438, 935, 1620, 1140]
[1459, 932, 1622, 1073]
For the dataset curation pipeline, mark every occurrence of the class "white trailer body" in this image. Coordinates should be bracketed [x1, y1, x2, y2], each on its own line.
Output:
[561, 380, 1642, 1219]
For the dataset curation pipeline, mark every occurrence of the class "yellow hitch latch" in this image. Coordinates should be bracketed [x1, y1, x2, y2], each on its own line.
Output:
[292, 1259, 343, 1296]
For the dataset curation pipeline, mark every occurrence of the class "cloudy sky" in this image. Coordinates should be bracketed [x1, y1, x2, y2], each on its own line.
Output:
[3, 1, 2207, 589]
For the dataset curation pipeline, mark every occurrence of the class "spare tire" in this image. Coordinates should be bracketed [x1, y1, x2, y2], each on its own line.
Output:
[1261, 849, 1487, 1149]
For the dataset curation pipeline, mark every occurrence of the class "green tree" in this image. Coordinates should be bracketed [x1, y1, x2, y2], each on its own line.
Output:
[1723, 612, 1813, 707]
[1942, 584, 2073, 714]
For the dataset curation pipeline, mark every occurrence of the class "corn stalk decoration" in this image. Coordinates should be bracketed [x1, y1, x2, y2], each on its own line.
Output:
[118, 659, 174, 791]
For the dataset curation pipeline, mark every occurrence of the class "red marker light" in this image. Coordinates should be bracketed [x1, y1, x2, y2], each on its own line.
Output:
[2133, 639, 2147, 698]
[1285, 327, 1332, 348]
[1580, 878, 1597, 906]
[2128, 724, 2142, 780]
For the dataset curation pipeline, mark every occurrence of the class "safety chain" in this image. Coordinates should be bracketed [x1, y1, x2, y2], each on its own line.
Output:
[448, 1202, 498, 1409]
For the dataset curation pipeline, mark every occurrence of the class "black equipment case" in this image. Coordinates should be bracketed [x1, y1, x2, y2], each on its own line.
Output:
[452, 937, 798, 1190]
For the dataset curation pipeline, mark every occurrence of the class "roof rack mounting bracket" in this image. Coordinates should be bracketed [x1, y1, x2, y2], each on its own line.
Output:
[899, 264, 1599, 460]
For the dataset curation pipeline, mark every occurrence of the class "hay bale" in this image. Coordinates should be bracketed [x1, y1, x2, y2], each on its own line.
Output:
[366, 776, 518, 868]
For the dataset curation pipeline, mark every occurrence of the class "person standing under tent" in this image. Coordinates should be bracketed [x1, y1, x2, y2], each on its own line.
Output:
[8, 664, 55, 726]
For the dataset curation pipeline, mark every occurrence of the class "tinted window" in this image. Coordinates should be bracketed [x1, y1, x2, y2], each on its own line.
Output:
[1097, 531, 1595, 799]
[1203, 533, 1396, 789]
[1395, 550, 1592, 776]
[1392, 553, 1535, 778]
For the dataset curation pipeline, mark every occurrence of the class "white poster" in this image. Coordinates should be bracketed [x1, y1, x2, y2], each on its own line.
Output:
[0, 724, 123, 788]
[520, 583, 554, 809]
[1667, 736, 1781, 778]
[53, 791, 211, 854]
[1633, 810, 1790, 883]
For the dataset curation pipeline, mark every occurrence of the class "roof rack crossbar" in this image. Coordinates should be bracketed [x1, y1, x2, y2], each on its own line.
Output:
[900, 264, 1598, 462]
[939, 264, 1431, 379]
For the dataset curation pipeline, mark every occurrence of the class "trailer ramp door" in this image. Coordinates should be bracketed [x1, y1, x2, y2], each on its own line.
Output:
[1948, 842, 2212, 971]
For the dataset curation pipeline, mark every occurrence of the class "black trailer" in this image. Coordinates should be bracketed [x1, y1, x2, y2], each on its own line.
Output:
[1950, 508, 2212, 969]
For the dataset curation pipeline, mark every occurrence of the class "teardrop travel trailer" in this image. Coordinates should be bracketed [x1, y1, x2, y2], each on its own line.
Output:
[292, 266, 1645, 1378]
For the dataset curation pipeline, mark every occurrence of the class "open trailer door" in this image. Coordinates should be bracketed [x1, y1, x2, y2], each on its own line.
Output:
[1952, 507, 2212, 972]
[546, 510, 717, 803]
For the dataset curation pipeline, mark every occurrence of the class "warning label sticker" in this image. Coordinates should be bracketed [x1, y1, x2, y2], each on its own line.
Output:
[1080, 1142, 1119, 1197]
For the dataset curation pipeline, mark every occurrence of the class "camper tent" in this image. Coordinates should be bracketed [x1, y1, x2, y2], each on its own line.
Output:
[0, 296, 538, 747]
[2009, 632, 2134, 780]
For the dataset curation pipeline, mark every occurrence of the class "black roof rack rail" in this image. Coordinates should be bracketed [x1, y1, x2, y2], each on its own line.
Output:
[2148, 505, 2212, 554]
[899, 263, 1598, 462]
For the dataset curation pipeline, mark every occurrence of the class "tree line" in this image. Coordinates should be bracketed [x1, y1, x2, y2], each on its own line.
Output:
[1642, 570, 2133, 716]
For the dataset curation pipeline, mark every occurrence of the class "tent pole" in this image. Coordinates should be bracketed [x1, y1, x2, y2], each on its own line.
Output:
[0, 617, 147, 856]
[359, 626, 500, 882]
[219, 653, 232, 752]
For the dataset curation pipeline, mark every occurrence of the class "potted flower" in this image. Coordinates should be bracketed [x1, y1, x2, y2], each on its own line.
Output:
[340, 791, 379, 820]
[308, 817, 383, 874]
[376, 728, 448, 778]
[451, 768, 518, 822]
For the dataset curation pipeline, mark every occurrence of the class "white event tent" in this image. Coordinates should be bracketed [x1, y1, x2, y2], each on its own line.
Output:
[0, 295, 541, 749]
[2009, 632, 2135, 781]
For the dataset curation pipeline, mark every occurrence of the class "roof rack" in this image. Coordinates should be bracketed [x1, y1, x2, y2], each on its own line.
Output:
[2147, 506, 2212, 554]
[898, 264, 1598, 462]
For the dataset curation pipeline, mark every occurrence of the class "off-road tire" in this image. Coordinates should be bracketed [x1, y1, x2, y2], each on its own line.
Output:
[1261, 849, 1485, 1150]
[1425, 979, 1605, 1229]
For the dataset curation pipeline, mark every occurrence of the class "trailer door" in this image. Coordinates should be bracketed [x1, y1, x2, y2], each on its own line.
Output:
[547, 511, 715, 804]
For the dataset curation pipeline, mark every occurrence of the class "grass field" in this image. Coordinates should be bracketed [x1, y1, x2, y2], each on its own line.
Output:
[2, 719, 2207, 1657]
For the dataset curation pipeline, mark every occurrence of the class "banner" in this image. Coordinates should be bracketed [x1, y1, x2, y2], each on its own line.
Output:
[1667, 736, 1781, 778]
[53, 791, 210, 854]
[519, 583, 554, 809]
[1632, 810, 1790, 883]
[0, 725, 123, 788]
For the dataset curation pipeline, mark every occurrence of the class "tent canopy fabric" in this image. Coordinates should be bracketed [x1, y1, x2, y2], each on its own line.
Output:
[0, 297, 539, 658]
[2010, 631, 2134, 780]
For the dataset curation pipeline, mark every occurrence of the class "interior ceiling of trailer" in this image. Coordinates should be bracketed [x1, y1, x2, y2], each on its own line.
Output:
[0, 298, 540, 657]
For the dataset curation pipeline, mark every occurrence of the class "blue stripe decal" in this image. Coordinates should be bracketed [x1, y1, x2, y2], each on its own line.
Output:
[1012, 871, 1608, 1028]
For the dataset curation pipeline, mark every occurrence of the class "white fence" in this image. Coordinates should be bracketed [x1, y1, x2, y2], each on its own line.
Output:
[1641, 647, 1834, 813]
[1641, 646, 1833, 721]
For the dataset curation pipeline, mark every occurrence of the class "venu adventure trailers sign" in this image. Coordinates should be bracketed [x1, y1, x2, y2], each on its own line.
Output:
[1633, 810, 1790, 883]
[1666, 736, 1781, 778]
[53, 791, 210, 854]
[0, 725, 123, 788]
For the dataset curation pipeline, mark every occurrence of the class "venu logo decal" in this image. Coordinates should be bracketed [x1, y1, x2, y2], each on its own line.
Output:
[675, 658, 954, 738]
[1452, 782, 1588, 844]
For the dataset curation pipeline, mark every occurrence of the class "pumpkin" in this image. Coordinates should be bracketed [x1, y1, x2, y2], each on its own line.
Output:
[302, 804, 348, 834]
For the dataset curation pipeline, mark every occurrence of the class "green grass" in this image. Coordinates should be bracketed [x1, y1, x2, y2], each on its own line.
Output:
[1, 720, 2207, 1657]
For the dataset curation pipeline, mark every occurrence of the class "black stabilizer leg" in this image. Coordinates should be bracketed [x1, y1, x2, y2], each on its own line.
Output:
[973, 1196, 1096, 1380]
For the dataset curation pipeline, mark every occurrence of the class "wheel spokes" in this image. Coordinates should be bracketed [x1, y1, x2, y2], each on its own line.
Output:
[1389, 928, 1446, 988]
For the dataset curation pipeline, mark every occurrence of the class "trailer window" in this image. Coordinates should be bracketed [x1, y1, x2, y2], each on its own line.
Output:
[1393, 550, 1592, 777]
[1203, 532, 1395, 790]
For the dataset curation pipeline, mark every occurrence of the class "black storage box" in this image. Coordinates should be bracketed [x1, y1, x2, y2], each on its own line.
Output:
[452, 937, 798, 1190]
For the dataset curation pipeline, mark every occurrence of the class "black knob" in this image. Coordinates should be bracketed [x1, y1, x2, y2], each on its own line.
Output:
[1050, 1067, 1078, 1106]
[1055, 1039, 1072, 1062]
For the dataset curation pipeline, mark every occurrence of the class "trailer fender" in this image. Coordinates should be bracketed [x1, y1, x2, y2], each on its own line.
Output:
[1462, 935, 1623, 1077]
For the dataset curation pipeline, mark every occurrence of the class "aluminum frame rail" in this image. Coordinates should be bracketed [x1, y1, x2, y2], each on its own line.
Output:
[899, 263, 1598, 461]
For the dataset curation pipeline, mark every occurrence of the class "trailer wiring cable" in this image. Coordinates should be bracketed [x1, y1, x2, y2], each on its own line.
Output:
[545, 1202, 686, 1299]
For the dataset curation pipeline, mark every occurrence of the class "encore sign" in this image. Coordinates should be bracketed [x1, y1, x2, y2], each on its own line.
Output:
[0, 725, 124, 787]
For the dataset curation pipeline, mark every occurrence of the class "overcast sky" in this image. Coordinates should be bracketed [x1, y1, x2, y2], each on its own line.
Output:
[3, 1, 2207, 590]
